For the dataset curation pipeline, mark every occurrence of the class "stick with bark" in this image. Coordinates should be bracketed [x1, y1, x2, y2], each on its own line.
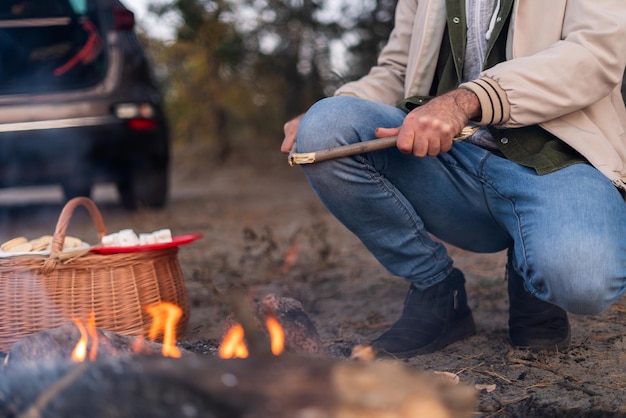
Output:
[288, 125, 479, 166]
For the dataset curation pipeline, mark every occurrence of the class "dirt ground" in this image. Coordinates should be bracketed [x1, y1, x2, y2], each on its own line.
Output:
[1, 144, 626, 417]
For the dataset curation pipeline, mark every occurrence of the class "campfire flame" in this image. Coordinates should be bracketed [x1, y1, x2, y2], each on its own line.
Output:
[218, 324, 249, 358]
[266, 316, 285, 355]
[70, 302, 183, 362]
[71, 312, 98, 362]
[145, 302, 182, 358]
[218, 315, 285, 359]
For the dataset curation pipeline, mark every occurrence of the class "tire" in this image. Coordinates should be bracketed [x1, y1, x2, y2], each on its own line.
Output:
[116, 163, 168, 210]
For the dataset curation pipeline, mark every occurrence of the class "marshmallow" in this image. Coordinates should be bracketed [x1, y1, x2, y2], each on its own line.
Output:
[139, 233, 156, 245]
[101, 233, 120, 247]
[101, 228, 173, 247]
[153, 229, 172, 243]
[118, 229, 140, 246]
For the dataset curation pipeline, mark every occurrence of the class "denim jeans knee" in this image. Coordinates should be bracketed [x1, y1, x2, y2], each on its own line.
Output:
[524, 245, 624, 316]
[296, 96, 406, 153]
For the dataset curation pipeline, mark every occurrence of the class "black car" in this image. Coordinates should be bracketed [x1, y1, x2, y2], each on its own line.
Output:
[0, 0, 169, 209]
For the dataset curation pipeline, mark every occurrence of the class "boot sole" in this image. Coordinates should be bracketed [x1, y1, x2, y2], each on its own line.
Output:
[375, 314, 477, 359]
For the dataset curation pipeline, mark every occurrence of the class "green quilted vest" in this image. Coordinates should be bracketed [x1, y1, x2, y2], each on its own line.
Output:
[398, 0, 587, 174]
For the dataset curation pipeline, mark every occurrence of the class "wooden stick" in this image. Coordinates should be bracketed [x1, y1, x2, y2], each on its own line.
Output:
[289, 136, 397, 166]
[288, 126, 479, 166]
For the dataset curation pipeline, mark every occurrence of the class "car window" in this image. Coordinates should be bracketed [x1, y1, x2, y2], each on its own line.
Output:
[0, 0, 105, 94]
[0, 1, 79, 19]
[69, 0, 88, 14]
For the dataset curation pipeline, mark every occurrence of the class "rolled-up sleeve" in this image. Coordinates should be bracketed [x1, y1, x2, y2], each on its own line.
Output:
[459, 76, 510, 125]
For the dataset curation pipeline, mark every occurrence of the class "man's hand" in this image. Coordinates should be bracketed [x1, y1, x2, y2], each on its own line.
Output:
[375, 88, 481, 157]
[281, 114, 304, 154]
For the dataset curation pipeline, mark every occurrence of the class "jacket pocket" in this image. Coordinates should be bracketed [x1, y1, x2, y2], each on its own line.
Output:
[397, 95, 433, 113]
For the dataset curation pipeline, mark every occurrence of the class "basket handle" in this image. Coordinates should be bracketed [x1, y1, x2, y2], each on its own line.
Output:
[49, 197, 108, 258]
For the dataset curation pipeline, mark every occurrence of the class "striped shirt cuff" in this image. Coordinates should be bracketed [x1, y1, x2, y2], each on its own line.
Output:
[459, 77, 510, 126]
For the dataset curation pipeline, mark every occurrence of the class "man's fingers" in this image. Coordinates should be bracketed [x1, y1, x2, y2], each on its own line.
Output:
[396, 129, 415, 154]
[281, 136, 296, 154]
[427, 139, 441, 156]
[281, 114, 304, 154]
[411, 136, 430, 157]
[375, 127, 400, 138]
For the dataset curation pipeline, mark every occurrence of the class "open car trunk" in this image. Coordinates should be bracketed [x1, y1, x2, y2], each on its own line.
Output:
[0, 0, 106, 95]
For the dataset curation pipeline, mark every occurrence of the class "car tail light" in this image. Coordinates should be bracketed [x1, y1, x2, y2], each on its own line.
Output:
[114, 103, 155, 119]
[127, 118, 158, 131]
[113, 4, 135, 30]
[114, 103, 158, 131]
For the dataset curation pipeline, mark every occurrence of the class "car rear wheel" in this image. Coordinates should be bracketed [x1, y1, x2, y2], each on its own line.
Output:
[116, 163, 168, 210]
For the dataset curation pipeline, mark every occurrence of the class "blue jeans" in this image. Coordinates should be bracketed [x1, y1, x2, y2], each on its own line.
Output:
[296, 96, 626, 315]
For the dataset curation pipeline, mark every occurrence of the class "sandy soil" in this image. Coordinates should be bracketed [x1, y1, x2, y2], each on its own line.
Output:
[1, 144, 625, 417]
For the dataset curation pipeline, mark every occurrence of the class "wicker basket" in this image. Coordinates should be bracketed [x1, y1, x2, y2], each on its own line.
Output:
[0, 197, 189, 352]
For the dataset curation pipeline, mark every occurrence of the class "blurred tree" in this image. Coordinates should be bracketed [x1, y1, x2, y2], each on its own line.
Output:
[145, 0, 247, 162]
[144, 0, 396, 162]
[341, 0, 396, 82]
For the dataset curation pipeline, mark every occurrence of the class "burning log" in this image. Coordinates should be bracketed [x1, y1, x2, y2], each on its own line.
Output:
[259, 294, 326, 355]
[4, 300, 188, 369]
[0, 293, 475, 417]
[0, 353, 476, 418]
[221, 293, 326, 357]
[3, 322, 192, 370]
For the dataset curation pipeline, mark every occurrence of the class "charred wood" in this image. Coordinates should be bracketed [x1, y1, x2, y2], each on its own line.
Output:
[3, 323, 192, 370]
[0, 354, 476, 418]
[223, 293, 326, 356]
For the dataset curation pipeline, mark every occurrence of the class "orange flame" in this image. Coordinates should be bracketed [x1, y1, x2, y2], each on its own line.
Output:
[71, 312, 98, 362]
[266, 316, 285, 355]
[218, 324, 249, 359]
[145, 302, 182, 358]
[218, 316, 285, 359]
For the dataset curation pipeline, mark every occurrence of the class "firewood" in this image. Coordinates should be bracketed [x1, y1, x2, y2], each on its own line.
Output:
[223, 292, 326, 356]
[0, 353, 476, 418]
[3, 323, 191, 370]
[259, 293, 326, 355]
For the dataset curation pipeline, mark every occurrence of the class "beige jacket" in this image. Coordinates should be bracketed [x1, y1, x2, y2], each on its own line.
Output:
[335, 0, 626, 188]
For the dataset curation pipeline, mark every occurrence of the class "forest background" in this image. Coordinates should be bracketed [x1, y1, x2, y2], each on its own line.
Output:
[136, 0, 397, 162]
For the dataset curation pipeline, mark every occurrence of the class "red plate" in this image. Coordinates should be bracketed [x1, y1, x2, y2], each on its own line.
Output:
[90, 233, 203, 254]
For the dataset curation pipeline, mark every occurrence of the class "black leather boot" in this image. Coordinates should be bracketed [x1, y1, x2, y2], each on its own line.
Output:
[507, 262, 571, 351]
[370, 268, 476, 359]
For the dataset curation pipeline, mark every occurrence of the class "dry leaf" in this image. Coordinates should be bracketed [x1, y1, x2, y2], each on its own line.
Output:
[475, 384, 497, 393]
[433, 371, 460, 385]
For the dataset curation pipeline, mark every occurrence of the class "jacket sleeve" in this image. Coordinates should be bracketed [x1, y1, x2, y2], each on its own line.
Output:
[333, 0, 417, 106]
[460, 0, 626, 128]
